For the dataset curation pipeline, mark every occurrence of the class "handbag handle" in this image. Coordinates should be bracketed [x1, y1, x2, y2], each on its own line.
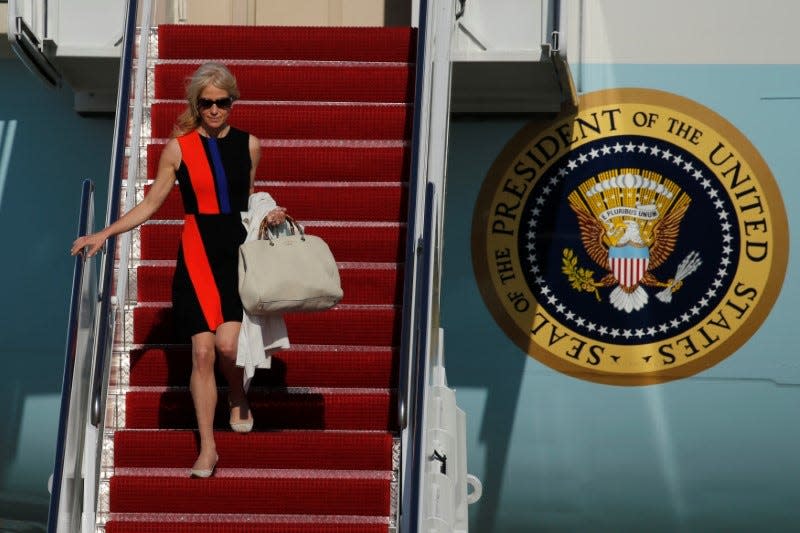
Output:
[258, 213, 305, 243]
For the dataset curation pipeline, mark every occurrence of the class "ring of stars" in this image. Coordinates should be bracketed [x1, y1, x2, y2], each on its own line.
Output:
[522, 139, 736, 343]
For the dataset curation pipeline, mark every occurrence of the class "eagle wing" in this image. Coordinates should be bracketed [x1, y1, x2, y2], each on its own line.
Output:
[570, 204, 608, 268]
[648, 202, 689, 269]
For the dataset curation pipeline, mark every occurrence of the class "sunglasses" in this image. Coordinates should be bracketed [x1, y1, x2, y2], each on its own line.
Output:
[197, 97, 234, 110]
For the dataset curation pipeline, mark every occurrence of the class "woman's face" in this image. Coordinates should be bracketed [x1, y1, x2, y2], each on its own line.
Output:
[197, 84, 233, 132]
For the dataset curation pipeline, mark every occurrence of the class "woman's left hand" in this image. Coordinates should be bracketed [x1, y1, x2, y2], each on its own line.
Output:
[266, 206, 287, 226]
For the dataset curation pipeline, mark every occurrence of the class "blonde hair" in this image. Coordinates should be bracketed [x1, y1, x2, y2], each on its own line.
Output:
[172, 62, 241, 137]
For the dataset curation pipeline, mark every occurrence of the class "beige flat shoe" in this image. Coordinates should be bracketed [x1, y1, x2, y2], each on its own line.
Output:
[229, 398, 254, 433]
[190, 453, 218, 478]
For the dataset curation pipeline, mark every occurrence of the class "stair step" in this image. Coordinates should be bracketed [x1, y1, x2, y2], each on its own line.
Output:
[139, 222, 406, 263]
[150, 101, 412, 140]
[146, 143, 411, 183]
[157, 25, 416, 62]
[123, 389, 397, 431]
[106, 519, 389, 533]
[129, 346, 397, 388]
[114, 429, 394, 470]
[136, 263, 403, 306]
[147, 183, 408, 222]
[109, 473, 391, 515]
[132, 306, 400, 346]
[154, 61, 415, 103]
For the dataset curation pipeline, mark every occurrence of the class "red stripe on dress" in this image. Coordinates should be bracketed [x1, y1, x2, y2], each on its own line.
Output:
[178, 132, 219, 214]
[181, 215, 224, 331]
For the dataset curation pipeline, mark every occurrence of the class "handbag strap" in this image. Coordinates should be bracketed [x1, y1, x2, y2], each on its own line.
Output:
[258, 214, 304, 242]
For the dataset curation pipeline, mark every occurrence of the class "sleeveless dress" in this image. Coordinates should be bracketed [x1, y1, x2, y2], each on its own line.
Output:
[171, 127, 252, 339]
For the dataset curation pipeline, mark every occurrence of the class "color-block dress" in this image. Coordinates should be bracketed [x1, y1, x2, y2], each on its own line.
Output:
[172, 127, 252, 339]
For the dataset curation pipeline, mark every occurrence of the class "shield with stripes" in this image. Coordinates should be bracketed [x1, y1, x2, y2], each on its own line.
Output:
[608, 245, 650, 289]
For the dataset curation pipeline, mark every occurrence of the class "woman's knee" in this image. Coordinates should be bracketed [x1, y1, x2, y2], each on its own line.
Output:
[215, 322, 240, 362]
[216, 337, 237, 362]
[192, 343, 216, 372]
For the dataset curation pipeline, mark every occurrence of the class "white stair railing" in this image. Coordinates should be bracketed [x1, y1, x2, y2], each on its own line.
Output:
[45, 0, 148, 530]
[401, 1, 482, 531]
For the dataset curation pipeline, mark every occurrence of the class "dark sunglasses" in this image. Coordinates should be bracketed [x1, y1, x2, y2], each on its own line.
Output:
[197, 96, 234, 110]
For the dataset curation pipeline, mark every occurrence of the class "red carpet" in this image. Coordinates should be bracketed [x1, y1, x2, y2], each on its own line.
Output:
[157, 25, 416, 62]
[103, 23, 414, 532]
[137, 263, 403, 305]
[147, 143, 412, 182]
[154, 62, 415, 103]
[140, 223, 407, 263]
[150, 101, 413, 140]
[129, 346, 398, 388]
[107, 524, 389, 533]
[146, 182, 408, 221]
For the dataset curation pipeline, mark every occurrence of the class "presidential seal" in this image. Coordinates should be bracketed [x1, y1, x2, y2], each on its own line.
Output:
[471, 88, 788, 385]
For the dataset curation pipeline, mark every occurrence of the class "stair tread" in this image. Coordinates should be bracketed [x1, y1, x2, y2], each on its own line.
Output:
[149, 101, 413, 140]
[114, 429, 395, 470]
[109, 474, 391, 515]
[157, 24, 416, 62]
[154, 62, 414, 103]
[111, 468, 392, 478]
[145, 182, 408, 222]
[128, 345, 397, 388]
[131, 306, 400, 346]
[105, 513, 389, 533]
[105, 518, 389, 533]
[136, 262, 403, 307]
[124, 389, 397, 431]
[146, 141, 411, 184]
[139, 223, 406, 263]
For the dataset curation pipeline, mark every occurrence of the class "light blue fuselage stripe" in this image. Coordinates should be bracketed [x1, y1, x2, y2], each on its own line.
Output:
[206, 137, 231, 214]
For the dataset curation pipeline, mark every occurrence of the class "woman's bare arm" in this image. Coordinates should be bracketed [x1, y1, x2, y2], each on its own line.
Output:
[71, 139, 181, 256]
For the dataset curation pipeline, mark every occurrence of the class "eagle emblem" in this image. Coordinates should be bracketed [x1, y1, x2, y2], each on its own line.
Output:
[563, 172, 701, 313]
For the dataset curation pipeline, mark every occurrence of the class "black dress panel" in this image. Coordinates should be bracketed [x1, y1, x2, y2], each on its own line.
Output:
[171, 127, 252, 339]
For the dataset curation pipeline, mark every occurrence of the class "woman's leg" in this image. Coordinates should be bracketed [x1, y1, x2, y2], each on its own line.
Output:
[215, 321, 252, 429]
[190, 331, 218, 471]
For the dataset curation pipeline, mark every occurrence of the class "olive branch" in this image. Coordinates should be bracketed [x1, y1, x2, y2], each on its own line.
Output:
[561, 248, 601, 301]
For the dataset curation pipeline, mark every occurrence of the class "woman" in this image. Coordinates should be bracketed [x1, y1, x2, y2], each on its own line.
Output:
[71, 62, 286, 477]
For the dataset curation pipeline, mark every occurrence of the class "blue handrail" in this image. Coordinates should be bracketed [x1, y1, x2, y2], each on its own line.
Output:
[397, 1, 431, 531]
[90, 0, 139, 426]
[47, 179, 94, 532]
[398, 0, 429, 437]
[401, 182, 436, 533]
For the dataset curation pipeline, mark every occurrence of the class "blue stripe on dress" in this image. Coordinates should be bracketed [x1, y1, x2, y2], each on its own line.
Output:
[206, 137, 231, 214]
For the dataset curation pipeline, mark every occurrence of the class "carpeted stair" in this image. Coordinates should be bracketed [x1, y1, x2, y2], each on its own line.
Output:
[101, 24, 415, 532]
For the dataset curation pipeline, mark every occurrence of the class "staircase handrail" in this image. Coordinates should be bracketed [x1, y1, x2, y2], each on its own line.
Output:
[401, 182, 437, 532]
[48, 2, 141, 529]
[47, 179, 95, 533]
[396, 0, 431, 526]
[89, 0, 141, 429]
[400, 0, 456, 530]
[398, 0, 429, 437]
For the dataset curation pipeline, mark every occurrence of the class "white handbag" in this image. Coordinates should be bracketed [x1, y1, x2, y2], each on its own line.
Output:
[238, 216, 343, 315]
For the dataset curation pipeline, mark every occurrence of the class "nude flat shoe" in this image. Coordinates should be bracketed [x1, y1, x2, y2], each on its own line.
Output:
[190, 454, 218, 478]
[229, 399, 254, 433]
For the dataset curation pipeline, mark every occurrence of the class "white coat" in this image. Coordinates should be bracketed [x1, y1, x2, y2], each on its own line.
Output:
[237, 192, 290, 390]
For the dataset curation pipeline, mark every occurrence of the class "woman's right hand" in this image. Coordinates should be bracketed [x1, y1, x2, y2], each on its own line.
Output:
[71, 231, 108, 257]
